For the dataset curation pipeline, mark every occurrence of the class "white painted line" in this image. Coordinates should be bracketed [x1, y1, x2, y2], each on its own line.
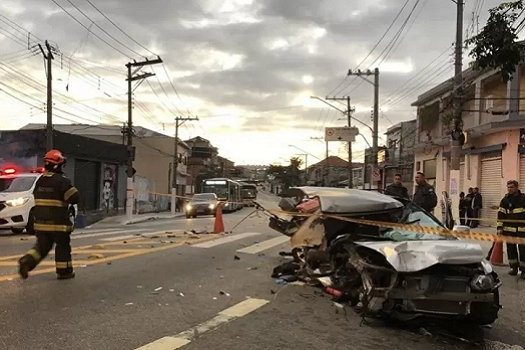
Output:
[72, 228, 122, 236]
[133, 298, 269, 350]
[192, 232, 261, 248]
[71, 229, 146, 240]
[236, 236, 290, 255]
[99, 231, 167, 242]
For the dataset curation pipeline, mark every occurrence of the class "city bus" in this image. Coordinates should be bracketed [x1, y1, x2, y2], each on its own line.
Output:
[201, 178, 242, 212]
[240, 182, 257, 207]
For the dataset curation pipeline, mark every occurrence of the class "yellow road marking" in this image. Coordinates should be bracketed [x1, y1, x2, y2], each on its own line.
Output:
[0, 234, 221, 282]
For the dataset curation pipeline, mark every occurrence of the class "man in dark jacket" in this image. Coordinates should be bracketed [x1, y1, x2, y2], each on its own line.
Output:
[18, 150, 79, 280]
[413, 172, 438, 213]
[470, 187, 483, 228]
[497, 180, 525, 278]
[384, 173, 409, 199]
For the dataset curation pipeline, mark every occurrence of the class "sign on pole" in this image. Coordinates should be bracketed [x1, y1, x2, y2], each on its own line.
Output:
[325, 127, 359, 142]
[372, 168, 381, 182]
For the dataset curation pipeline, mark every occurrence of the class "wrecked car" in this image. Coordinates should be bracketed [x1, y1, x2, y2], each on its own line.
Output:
[266, 187, 502, 325]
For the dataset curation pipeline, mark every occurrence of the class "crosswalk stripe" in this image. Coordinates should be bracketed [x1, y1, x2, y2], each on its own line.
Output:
[236, 236, 290, 254]
[99, 231, 164, 242]
[192, 232, 261, 248]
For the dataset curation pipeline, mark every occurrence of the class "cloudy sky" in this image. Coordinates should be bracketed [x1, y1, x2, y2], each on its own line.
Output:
[0, 0, 502, 165]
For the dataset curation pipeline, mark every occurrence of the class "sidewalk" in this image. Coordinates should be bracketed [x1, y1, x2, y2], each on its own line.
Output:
[88, 211, 185, 228]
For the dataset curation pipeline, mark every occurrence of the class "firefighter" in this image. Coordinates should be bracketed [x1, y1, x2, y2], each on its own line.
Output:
[497, 180, 525, 278]
[413, 172, 438, 213]
[18, 150, 79, 280]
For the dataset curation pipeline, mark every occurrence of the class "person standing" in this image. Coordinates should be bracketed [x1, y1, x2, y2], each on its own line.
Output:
[413, 172, 438, 213]
[470, 187, 483, 228]
[18, 150, 79, 280]
[384, 173, 409, 199]
[465, 188, 474, 226]
[458, 192, 468, 225]
[497, 180, 525, 278]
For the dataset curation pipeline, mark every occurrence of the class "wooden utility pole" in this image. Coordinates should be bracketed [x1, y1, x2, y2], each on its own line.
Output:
[326, 96, 355, 188]
[38, 41, 54, 151]
[125, 57, 163, 221]
[450, 0, 464, 171]
[171, 116, 198, 214]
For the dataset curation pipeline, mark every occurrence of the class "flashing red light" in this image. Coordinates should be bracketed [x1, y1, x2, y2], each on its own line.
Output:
[30, 167, 45, 173]
[3, 168, 16, 175]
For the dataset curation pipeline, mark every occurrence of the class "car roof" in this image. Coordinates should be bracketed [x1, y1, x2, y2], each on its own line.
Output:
[0, 173, 41, 179]
[279, 186, 404, 214]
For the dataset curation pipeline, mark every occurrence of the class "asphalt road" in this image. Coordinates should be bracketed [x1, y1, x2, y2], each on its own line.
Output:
[0, 192, 523, 350]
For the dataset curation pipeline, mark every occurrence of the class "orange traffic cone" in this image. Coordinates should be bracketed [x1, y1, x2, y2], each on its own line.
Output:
[489, 240, 505, 267]
[213, 203, 225, 234]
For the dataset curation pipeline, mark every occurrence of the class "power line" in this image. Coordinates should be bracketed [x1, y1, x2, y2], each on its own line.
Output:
[63, 0, 145, 58]
[85, 0, 157, 56]
[48, 0, 133, 58]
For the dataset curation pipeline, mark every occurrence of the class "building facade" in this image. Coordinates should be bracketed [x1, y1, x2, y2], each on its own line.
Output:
[0, 129, 127, 217]
[185, 136, 219, 194]
[21, 124, 190, 197]
[306, 156, 363, 187]
[412, 64, 525, 226]
[382, 119, 417, 194]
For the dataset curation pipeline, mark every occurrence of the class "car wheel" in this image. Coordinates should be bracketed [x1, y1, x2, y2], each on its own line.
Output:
[26, 210, 35, 235]
[11, 228, 24, 234]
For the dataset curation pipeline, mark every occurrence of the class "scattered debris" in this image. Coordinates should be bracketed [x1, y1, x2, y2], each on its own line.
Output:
[123, 241, 128, 244]
[419, 327, 432, 337]
[234, 255, 241, 260]
[275, 279, 287, 286]
[179, 292, 185, 297]
[271, 262, 300, 278]
[247, 267, 258, 271]
[220, 275, 224, 279]
[79, 264, 88, 268]
[107, 262, 112, 265]
[154, 287, 163, 292]
[150, 292, 159, 295]
[325, 287, 342, 298]
[317, 277, 333, 287]
[125, 302, 134, 306]
[213, 297, 217, 300]
[169, 289, 175, 292]
[333, 302, 344, 310]
[219, 290, 231, 297]
[279, 275, 299, 283]
[137, 286, 143, 289]
[253, 240, 260, 244]
[278, 251, 293, 257]
[88, 253, 105, 259]
[270, 289, 276, 294]
[20, 237, 28, 241]
[150, 235, 159, 239]
[167, 234, 177, 238]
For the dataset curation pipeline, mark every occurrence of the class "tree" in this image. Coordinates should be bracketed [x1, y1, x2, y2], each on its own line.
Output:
[266, 157, 304, 188]
[467, 1, 524, 82]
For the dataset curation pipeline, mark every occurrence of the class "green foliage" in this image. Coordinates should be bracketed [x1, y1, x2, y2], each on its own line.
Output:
[466, 1, 524, 82]
[267, 157, 304, 187]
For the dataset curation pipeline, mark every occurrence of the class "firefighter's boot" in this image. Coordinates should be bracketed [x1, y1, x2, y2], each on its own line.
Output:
[57, 272, 75, 280]
[18, 255, 35, 280]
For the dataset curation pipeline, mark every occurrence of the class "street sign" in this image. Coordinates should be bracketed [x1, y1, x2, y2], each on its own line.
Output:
[372, 168, 381, 182]
[325, 127, 359, 142]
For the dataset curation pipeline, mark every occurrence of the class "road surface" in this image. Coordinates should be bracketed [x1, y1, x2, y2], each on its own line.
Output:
[0, 191, 523, 350]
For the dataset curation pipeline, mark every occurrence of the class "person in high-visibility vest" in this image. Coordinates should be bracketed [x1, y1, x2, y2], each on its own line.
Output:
[18, 150, 79, 280]
[497, 180, 525, 279]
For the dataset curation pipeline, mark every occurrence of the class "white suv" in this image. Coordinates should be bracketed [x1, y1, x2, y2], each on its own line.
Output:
[0, 172, 77, 234]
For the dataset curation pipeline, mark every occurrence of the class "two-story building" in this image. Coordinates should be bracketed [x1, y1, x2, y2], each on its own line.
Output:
[382, 119, 417, 194]
[306, 156, 363, 187]
[412, 63, 525, 225]
[185, 136, 219, 193]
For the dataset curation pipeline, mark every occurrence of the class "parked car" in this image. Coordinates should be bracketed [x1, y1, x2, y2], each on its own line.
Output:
[185, 193, 218, 218]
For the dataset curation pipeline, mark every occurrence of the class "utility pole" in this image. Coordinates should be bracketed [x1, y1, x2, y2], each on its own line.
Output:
[347, 68, 379, 185]
[326, 96, 355, 188]
[38, 41, 54, 151]
[172, 116, 198, 215]
[125, 57, 163, 221]
[450, 0, 464, 171]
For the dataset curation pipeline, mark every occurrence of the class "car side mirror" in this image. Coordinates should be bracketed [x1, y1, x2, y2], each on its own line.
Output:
[452, 225, 470, 238]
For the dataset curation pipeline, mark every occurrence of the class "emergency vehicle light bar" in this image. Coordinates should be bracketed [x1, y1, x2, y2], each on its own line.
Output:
[2, 168, 16, 174]
[29, 167, 45, 173]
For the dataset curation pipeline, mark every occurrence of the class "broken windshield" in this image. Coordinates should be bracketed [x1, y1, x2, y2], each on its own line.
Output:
[380, 203, 454, 241]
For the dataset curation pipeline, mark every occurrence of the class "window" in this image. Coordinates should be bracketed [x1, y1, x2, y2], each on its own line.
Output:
[485, 95, 494, 110]
[416, 161, 421, 171]
[423, 159, 437, 179]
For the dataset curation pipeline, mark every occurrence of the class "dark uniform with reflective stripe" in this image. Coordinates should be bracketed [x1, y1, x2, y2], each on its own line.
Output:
[384, 183, 409, 199]
[497, 191, 525, 271]
[22, 171, 79, 276]
[413, 183, 438, 213]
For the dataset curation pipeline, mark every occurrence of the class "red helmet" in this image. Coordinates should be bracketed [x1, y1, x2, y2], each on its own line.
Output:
[44, 149, 65, 165]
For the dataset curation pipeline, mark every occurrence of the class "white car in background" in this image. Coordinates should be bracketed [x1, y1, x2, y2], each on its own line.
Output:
[0, 168, 77, 234]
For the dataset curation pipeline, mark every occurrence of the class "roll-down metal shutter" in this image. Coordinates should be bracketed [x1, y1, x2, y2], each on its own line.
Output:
[459, 163, 465, 193]
[520, 155, 525, 188]
[74, 159, 100, 211]
[480, 153, 503, 227]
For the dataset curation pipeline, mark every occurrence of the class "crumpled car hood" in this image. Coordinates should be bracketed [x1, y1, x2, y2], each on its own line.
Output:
[355, 240, 484, 273]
